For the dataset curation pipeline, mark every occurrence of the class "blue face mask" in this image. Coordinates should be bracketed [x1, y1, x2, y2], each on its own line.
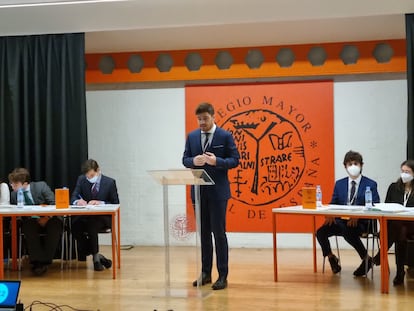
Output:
[87, 174, 99, 183]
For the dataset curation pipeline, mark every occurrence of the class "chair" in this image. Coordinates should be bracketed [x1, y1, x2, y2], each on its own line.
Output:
[362, 219, 380, 278]
[321, 219, 379, 277]
[2, 218, 12, 270]
[403, 234, 414, 277]
[67, 221, 116, 266]
[60, 216, 72, 268]
[18, 217, 68, 270]
[322, 236, 341, 273]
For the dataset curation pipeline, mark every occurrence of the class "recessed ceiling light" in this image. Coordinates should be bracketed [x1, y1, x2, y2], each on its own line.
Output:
[0, 0, 126, 9]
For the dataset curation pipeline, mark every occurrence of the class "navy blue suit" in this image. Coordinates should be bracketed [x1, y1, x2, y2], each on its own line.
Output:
[70, 174, 119, 258]
[317, 176, 380, 259]
[183, 126, 239, 279]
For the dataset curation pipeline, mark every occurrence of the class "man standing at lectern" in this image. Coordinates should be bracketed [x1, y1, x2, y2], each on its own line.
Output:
[182, 102, 240, 290]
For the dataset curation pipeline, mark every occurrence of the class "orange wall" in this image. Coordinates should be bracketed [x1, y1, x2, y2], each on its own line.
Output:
[85, 39, 406, 84]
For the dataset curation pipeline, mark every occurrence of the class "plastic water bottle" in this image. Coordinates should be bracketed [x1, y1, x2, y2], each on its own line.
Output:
[316, 185, 322, 207]
[365, 186, 373, 209]
[17, 188, 24, 208]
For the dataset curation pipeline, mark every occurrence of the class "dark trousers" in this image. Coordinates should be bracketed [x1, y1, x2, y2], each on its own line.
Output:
[71, 215, 111, 258]
[22, 217, 63, 264]
[388, 220, 414, 272]
[316, 218, 368, 259]
[199, 194, 229, 279]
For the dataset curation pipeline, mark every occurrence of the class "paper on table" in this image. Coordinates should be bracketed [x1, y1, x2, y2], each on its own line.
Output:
[29, 205, 56, 211]
[70, 205, 87, 209]
[86, 204, 107, 208]
[69, 204, 106, 209]
[370, 203, 407, 213]
[327, 204, 364, 211]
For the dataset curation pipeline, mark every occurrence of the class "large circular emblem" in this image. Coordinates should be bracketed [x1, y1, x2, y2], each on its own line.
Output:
[170, 214, 194, 241]
[221, 109, 305, 206]
[0, 283, 8, 304]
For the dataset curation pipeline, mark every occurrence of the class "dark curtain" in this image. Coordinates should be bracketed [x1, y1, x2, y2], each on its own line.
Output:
[0, 33, 88, 191]
[407, 14, 414, 158]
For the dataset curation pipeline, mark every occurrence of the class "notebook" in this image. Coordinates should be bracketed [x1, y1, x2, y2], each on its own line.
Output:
[0, 280, 21, 311]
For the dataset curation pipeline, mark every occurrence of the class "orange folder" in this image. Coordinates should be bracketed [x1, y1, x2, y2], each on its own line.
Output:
[302, 187, 316, 209]
[55, 188, 69, 209]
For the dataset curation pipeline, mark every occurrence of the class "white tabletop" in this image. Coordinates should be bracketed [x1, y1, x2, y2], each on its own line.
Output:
[272, 205, 394, 218]
[0, 204, 120, 215]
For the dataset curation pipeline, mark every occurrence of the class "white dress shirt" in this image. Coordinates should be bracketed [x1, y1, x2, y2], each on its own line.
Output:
[0, 182, 10, 205]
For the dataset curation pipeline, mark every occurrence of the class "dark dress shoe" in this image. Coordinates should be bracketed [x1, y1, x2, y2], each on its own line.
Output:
[373, 252, 380, 266]
[192, 273, 211, 287]
[99, 254, 112, 269]
[212, 277, 227, 290]
[393, 271, 405, 286]
[32, 264, 48, 276]
[94, 261, 104, 271]
[353, 257, 373, 276]
[328, 255, 341, 274]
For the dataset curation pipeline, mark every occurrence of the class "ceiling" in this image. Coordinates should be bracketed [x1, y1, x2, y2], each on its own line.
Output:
[0, 0, 414, 53]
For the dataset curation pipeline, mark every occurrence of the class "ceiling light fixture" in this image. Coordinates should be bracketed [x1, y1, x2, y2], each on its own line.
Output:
[0, 0, 126, 9]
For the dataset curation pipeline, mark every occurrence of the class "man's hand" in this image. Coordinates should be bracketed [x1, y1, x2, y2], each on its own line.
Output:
[88, 200, 102, 205]
[193, 154, 207, 166]
[77, 199, 87, 206]
[347, 218, 358, 227]
[204, 152, 217, 166]
[37, 217, 49, 227]
[324, 217, 336, 226]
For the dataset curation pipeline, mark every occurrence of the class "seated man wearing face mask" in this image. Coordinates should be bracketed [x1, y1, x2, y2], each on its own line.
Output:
[71, 159, 120, 271]
[316, 150, 380, 276]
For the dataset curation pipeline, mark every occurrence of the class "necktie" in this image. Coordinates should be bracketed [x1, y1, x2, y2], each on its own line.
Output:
[349, 180, 356, 205]
[23, 190, 34, 205]
[91, 183, 98, 197]
[203, 133, 210, 152]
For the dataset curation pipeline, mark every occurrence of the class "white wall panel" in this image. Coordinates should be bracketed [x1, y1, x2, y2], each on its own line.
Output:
[86, 79, 407, 248]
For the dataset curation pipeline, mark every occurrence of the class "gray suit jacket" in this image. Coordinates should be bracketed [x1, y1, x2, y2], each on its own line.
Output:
[10, 181, 55, 205]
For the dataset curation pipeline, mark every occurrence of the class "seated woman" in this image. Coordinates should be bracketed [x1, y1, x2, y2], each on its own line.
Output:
[373, 159, 414, 285]
[0, 179, 10, 205]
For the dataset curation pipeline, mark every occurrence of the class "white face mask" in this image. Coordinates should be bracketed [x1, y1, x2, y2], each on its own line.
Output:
[400, 172, 414, 184]
[346, 164, 361, 177]
[87, 174, 99, 183]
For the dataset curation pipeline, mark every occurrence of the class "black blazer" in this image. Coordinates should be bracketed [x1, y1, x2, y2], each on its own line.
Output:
[385, 182, 414, 207]
[70, 174, 119, 205]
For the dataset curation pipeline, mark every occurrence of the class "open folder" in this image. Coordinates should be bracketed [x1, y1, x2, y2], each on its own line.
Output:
[370, 203, 408, 213]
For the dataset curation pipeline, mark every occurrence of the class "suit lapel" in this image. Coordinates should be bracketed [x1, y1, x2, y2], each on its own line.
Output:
[197, 131, 203, 153]
[29, 182, 38, 205]
[358, 177, 365, 197]
[83, 179, 93, 200]
[98, 177, 107, 198]
[355, 177, 366, 205]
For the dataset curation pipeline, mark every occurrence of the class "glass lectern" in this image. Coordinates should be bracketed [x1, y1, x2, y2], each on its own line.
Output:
[148, 169, 214, 297]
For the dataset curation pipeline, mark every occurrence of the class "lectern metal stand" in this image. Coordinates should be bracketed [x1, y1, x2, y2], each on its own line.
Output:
[149, 169, 214, 298]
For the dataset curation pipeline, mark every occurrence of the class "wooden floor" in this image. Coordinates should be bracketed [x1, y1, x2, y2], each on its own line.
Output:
[5, 246, 414, 311]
